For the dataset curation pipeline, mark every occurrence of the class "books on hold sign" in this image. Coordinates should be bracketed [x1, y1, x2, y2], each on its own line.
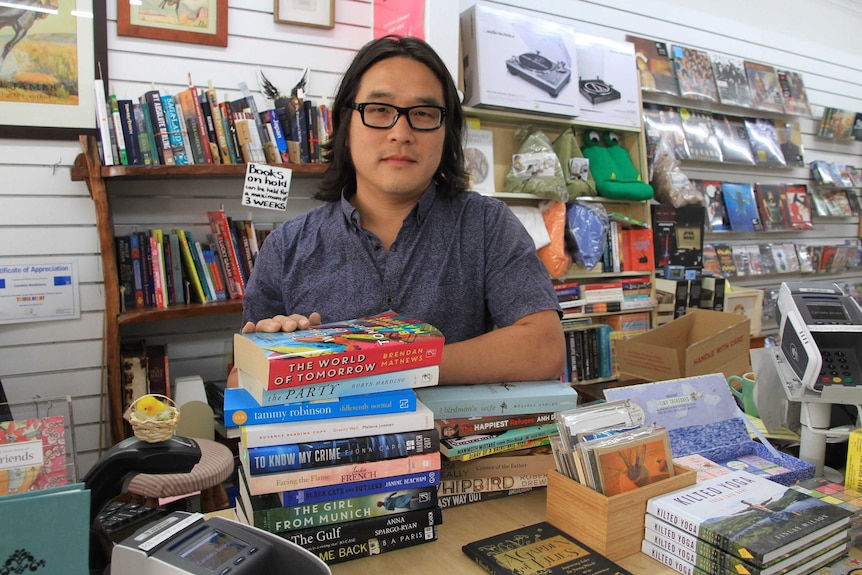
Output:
[414, 380, 579, 420]
[233, 311, 444, 391]
[462, 521, 635, 575]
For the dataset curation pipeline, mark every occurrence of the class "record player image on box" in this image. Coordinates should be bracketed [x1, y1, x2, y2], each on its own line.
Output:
[505, 51, 572, 97]
[579, 77, 621, 104]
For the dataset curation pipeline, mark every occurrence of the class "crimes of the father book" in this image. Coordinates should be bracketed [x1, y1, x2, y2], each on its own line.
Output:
[233, 311, 444, 390]
[462, 521, 634, 575]
[645, 470, 853, 567]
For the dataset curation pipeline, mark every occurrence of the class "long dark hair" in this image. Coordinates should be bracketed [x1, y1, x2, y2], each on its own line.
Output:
[315, 35, 468, 201]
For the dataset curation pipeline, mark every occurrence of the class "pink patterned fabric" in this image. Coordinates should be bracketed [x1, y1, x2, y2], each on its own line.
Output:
[127, 438, 234, 498]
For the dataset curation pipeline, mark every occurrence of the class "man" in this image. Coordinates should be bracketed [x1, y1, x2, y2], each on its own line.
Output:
[237, 35, 565, 385]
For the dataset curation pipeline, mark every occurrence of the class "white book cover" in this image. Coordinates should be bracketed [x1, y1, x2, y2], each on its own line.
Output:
[464, 128, 496, 195]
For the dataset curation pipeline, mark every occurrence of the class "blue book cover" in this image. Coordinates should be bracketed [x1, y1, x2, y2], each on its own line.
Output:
[0, 483, 89, 575]
[224, 386, 418, 427]
[243, 428, 439, 474]
[721, 182, 763, 232]
[160, 94, 190, 165]
[278, 470, 440, 507]
[414, 380, 579, 419]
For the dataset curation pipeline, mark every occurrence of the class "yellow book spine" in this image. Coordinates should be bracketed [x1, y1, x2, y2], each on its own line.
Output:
[845, 427, 862, 490]
[174, 229, 207, 304]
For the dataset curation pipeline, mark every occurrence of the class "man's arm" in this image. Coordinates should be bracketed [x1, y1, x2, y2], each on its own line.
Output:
[438, 310, 566, 385]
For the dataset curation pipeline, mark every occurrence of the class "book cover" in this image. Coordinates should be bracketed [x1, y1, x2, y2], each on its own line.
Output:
[464, 127, 496, 195]
[621, 227, 655, 272]
[278, 469, 440, 508]
[241, 451, 441, 495]
[224, 386, 418, 428]
[241, 428, 439, 474]
[775, 120, 805, 167]
[710, 52, 754, 108]
[722, 182, 763, 232]
[440, 450, 556, 480]
[438, 487, 535, 509]
[672, 45, 719, 102]
[462, 521, 635, 575]
[278, 506, 442, 565]
[439, 473, 547, 495]
[436, 412, 555, 439]
[627, 35, 680, 95]
[238, 363, 438, 406]
[645, 470, 853, 566]
[776, 69, 812, 116]
[744, 118, 786, 167]
[753, 183, 791, 231]
[784, 184, 813, 230]
[744, 61, 785, 113]
[237, 468, 438, 533]
[439, 423, 558, 459]
[414, 380, 578, 419]
[701, 245, 721, 277]
[240, 400, 435, 448]
[233, 311, 444, 391]
[710, 114, 755, 165]
[694, 180, 730, 231]
[712, 243, 736, 277]
[0, 415, 68, 494]
[642, 103, 690, 165]
[826, 106, 854, 141]
[678, 108, 722, 162]
[586, 428, 674, 496]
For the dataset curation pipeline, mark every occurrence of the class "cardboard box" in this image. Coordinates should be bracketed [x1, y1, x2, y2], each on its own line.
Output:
[573, 34, 641, 129]
[616, 308, 750, 381]
[460, 3, 580, 116]
[546, 466, 696, 560]
[604, 373, 815, 486]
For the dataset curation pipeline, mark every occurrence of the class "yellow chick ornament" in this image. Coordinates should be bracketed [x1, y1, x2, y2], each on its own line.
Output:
[134, 395, 174, 421]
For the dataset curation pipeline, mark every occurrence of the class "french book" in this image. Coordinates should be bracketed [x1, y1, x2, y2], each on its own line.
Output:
[436, 412, 555, 439]
[439, 473, 548, 496]
[438, 487, 535, 509]
[462, 521, 635, 575]
[277, 506, 442, 565]
[241, 428, 439, 474]
[277, 469, 440, 507]
[237, 362, 438, 406]
[440, 423, 559, 460]
[645, 470, 853, 567]
[233, 311, 444, 391]
[414, 380, 578, 420]
[224, 386, 418, 428]
[237, 469, 438, 534]
[440, 450, 555, 481]
[240, 399, 435, 448]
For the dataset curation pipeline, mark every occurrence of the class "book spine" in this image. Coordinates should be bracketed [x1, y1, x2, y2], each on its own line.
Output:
[188, 86, 214, 164]
[417, 391, 577, 419]
[243, 429, 440, 474]
[244, 485, 438, 534]
[240, 364, 439, 406]
[438, 474, 548, 496]
[202, 244, 227, 300]
[167, 233, 184, 305]
[159, 94, 190, 165]
[109, 93, 128, 165]
[144, 90, 175, 165]
[137, 95, 161, 165]
[225, 387, 418, 427]
[206, 210, 245, 298]
[177, 90, 208, 164]
[437, 487, 533, 509]
[162, 233, 175, 305]
[131, 103, 155, 165]
[114, 236, 136, 312]
[174, 229, 207, 303]
[646, 500, 723, 549]
[240, 402, 435, 448]
[265, 109, 290, 163]
[193, 240, 217, 301]
[449, 436, 551, 462]
[440, 453, 556, 481]
[279, 470, 441, 507]
[220, 100, 240, 163]
[171, 95, 196, 165]
[129, 233, 145, 307]
[148, 235, 166, 309]
[440, 424, 558, 458]
[279, 507, 442, 565]
[138, 232, 154, 307]
[643, 529, 716, 571]
[118, 99, 142, 165]
[641, 540, 698, 575]
[205, 89, 232, 164]
[436, 412, 555, 438]
[93, 79, 115, 165]
[243, 452, 441, 495]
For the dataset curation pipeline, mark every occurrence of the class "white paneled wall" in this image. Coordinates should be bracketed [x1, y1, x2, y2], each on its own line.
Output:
[1, 0, 860, 475]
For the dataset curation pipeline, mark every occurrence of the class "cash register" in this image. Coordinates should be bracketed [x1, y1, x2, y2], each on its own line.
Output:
[84, 435, 330, 575]
[756, 281, 862, 476]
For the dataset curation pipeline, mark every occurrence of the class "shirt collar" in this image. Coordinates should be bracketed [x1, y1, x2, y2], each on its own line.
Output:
[339, 182, 439, 230]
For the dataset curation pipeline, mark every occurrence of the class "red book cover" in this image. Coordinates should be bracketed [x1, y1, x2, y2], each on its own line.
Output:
[621, 228, 655, 272]
[0, 415, 67, 495]
[234, 311, 444, 390]
[207, 209, 245, 299]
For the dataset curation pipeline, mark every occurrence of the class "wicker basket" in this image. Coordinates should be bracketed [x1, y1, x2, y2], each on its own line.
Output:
[124, 394, 180, 443]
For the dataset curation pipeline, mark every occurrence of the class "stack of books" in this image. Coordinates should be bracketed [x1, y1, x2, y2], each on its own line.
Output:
[416, 380, 578, 508]
[228, 311, 446, 565]
[642, 470, 853, 575]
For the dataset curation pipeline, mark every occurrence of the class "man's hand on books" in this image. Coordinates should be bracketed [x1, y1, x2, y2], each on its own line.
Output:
[241, 312, 322, 334]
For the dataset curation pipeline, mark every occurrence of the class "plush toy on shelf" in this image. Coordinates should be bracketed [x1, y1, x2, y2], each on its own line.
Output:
[580, 130, 654, 201]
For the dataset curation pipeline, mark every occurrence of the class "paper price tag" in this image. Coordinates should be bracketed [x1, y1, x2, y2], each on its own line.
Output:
[241, 163, 293, 211]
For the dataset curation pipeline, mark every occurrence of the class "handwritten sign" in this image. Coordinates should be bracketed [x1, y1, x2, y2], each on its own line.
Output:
[241, 163, 293, 211]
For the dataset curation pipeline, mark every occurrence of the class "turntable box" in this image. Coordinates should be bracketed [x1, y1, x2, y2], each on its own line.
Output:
[460, 3, 581, 117]
[573, 34, 642, 129]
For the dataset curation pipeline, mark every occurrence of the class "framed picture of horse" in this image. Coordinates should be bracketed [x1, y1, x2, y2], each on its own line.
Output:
[118, 0, 228, 47]
[0, 1, 107, 139]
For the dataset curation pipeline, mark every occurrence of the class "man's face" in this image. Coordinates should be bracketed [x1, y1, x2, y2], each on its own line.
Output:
[348, 56, 446, 202]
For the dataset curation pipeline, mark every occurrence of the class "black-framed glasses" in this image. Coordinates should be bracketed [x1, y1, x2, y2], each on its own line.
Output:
[350, 102, 446, 131]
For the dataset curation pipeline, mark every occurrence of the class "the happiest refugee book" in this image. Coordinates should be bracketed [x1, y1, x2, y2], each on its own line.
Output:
[462, 521, 634, 575]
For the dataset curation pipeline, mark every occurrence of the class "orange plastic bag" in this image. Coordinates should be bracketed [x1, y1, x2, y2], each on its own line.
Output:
[536, 200, 571, 278]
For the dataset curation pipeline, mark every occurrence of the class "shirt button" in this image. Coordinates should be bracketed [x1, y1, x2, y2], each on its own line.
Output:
[386, 297, 393, 305]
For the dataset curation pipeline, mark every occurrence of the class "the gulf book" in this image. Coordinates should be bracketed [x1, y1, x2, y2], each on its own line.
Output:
[645, 470, 853, 567]
[233, 311, 444, 391]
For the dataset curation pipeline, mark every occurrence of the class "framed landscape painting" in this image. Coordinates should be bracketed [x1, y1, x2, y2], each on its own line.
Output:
[0, 1, 107, 139]
[118, 0, 228, 47]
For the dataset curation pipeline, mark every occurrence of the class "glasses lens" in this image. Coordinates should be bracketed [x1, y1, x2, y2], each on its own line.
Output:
[407, 107, 443, 130]
[362, 104, 397, 128]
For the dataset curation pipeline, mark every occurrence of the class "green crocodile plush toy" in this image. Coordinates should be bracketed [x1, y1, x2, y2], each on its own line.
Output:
[580, 130, 653, 201]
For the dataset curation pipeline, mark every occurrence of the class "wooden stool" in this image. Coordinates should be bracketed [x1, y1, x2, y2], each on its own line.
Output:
[126, 437, 234, 512]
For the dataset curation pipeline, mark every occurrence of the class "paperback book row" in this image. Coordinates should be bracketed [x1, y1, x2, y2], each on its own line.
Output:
[627, 34, 811, 116]
[114, 210, 262, 310]
[817, 107, 862, 141]
[703, 239, 862, 278]
[226, 311, 449, 565]
[643, 104, 803, 170]
[554, 276, 654, 317]
[93, 77, 331, 168]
